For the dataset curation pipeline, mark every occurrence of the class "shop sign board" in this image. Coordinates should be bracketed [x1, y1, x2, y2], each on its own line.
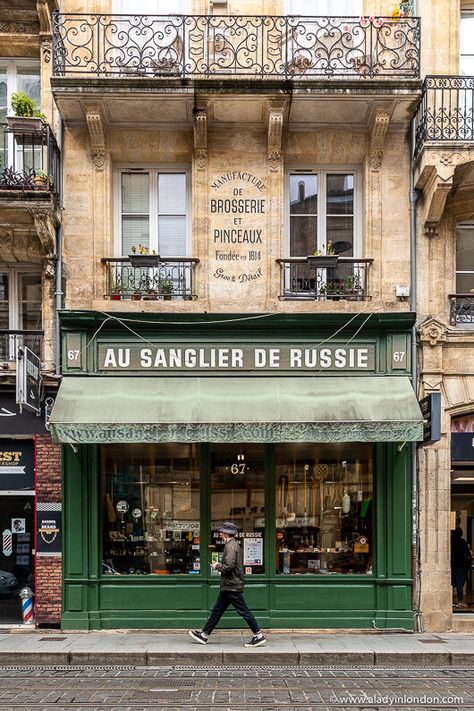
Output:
[16, 346, 41, 414]
[96, 343, 377, 373]
[0, 395, 49, 435]
[419, 392, 441, 445]
[36, 502, 61, 556]
[0, 440, 34, 491]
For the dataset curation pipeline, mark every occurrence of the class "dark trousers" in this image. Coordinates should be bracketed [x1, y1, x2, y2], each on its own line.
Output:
[452, 566, 468, 602]
[202, 590, 260, 635]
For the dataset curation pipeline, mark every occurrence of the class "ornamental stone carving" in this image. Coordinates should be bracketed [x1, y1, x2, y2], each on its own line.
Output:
[193, 108, 207, 171]
[85, 106, 106, 171]
[419, 317, 448, 347]
[369, 111, 390, 171]
[28, 209, 56, 256]
[266, 100, 289, 172]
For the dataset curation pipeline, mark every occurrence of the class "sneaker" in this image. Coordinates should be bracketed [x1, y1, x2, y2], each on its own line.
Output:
[189, 630, 208, 645]
[245, 633, 266, 647]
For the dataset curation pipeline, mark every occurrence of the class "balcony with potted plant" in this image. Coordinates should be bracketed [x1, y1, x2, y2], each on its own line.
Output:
[1, 92, 61, 199]
[102, 254, 200, 302]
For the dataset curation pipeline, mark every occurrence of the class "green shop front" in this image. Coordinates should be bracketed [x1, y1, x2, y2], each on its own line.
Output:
[52, 312, 423, 630]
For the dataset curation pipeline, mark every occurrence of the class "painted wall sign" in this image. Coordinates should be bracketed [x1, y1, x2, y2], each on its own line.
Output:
[209, 172, 266, 296]
[0, 440, 34, 491]
[97, 343, 376, 373]
[36, 502, 61, 556]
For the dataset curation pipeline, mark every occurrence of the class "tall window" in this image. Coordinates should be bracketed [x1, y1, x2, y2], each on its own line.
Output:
[461, 11, 474, 75]
[0, 268, 42, 360]
[275, 443, 373, 576]
[289, 171, 356, 257]
[101, 443, 200, 576]
[456, 224, 474, 293]
[0, 60, 40, 168]
[118, 169, 188, 257]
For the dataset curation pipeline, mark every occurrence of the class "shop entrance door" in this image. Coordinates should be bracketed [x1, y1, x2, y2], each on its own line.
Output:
[206, 444, 268, 622]
[0, 494, 34, 623]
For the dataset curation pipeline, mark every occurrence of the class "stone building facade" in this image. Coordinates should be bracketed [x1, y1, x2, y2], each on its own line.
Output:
[0, 0, 62, 627]
[12, 0, 471, 630]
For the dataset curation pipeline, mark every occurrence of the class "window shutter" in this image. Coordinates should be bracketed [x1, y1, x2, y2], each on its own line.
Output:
[121, 173, 150, 255]
[158, 173, 187, 256]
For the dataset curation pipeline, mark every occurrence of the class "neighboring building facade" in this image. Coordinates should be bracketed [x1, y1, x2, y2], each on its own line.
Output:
[45, 0, 473, 631]
[0, 0, 62, 626]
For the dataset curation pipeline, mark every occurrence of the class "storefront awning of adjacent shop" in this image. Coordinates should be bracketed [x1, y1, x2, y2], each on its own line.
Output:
[50, 376, 423, 444]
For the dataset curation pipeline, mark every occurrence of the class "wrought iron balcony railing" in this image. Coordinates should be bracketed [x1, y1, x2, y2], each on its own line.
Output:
[415, 76, 474, 156]
[449, 294, 474, 326]
[277, 257, 373, 301]
[0, 123, 61, 197]
[102, 257, 200, 301]
[53, 14, 420, 80]
[0, 330, 43, 361]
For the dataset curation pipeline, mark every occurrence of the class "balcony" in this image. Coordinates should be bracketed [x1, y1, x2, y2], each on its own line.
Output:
[415, 76, 474, 156]
[0, 330, 43, 362]
[1, 122, 61, 198]
[277, 257, 373, 301]
[53, 14, 420, 81]
[449, 294, 474, 327]
[101, 257, 200, 301]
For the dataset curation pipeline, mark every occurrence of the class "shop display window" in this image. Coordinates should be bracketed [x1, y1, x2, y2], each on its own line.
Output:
[210, 444, 265, 575]
[101, 443, 200, 575]
[275, 443, 373, 575]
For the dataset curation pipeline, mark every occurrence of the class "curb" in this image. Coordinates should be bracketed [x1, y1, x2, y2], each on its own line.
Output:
[1, 650, 474, 667]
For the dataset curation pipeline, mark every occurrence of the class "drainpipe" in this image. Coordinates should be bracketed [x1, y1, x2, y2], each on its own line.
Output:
[409, 113, 422, 632]
[55, 120, 64, 377]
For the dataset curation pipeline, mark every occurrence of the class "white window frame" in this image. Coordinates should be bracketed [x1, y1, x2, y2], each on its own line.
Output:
[114, 164, 192, 257]
[0, 265, 42, 360]
[460, 10, 474, 75]
[285, 166, 362, 257]
[0, 58, 41, 116]
[456, 222, 474, 293]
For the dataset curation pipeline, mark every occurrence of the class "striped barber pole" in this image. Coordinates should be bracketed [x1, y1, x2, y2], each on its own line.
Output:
[20, 588, 34, 624]
[2, 528, 12, 557]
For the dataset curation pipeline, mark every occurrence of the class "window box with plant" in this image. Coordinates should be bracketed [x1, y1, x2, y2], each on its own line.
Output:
[159, 277, 173, 300]
[7, 92, 46, 133]
[128, 245, 160, 268]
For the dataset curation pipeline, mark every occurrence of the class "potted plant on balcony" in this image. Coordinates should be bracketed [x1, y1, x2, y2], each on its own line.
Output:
[110, 273, 123, 301]
[306, 241, 339, 269]
[33, 170, 52, 190]
[128, 244, 160, 268]
[7, 92, 46, 132]
[159, 277, 174, 301]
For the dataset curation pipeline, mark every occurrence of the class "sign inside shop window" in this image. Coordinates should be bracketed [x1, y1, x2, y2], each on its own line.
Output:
[243, 535, 263, 566]
[0, 440, 34, 491]
[210, 172, 266, 292]
[98, 343, 377, 373]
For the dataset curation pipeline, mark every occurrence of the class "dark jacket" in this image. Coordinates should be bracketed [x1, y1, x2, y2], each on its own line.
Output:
[216, 537, 244, 591]
[451, 533, 472, 569]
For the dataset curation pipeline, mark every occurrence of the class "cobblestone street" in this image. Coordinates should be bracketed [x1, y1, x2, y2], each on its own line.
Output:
[0, 665, 474, 710]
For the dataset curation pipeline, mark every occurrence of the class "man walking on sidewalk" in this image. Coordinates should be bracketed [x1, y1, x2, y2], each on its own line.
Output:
[189, 522, 266, 647]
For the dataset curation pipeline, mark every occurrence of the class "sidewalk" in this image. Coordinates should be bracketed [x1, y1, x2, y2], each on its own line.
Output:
[1, 631, 474, 667]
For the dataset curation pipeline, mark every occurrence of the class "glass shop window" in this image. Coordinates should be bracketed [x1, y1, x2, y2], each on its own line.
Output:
[101, 443, 200, 576]
[275, 443, 373, 575]
[210, 444, 265, 575]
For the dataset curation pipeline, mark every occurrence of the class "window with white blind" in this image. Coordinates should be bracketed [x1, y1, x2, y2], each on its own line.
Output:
[117, 168, 189, 257]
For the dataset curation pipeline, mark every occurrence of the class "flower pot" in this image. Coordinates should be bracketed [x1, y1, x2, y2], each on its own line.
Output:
[128, 254, 160, 268]
[306, 255, 339, 268]
[6, 116, 43, 133]
[163, 294, 172, 301]
[33, 175, 48, 189]
[147, 290, 158, 300]
[110, 293, 121, 301]
[131, 291, 142, 301]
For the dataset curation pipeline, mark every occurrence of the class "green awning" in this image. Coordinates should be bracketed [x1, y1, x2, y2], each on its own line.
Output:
[50, 376, 423, 444]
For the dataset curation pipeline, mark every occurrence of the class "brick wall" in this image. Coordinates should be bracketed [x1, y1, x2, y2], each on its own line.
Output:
[35, 434, 62, 626]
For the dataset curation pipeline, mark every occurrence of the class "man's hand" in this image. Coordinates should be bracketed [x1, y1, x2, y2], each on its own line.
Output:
[210, 562, 219, 570]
